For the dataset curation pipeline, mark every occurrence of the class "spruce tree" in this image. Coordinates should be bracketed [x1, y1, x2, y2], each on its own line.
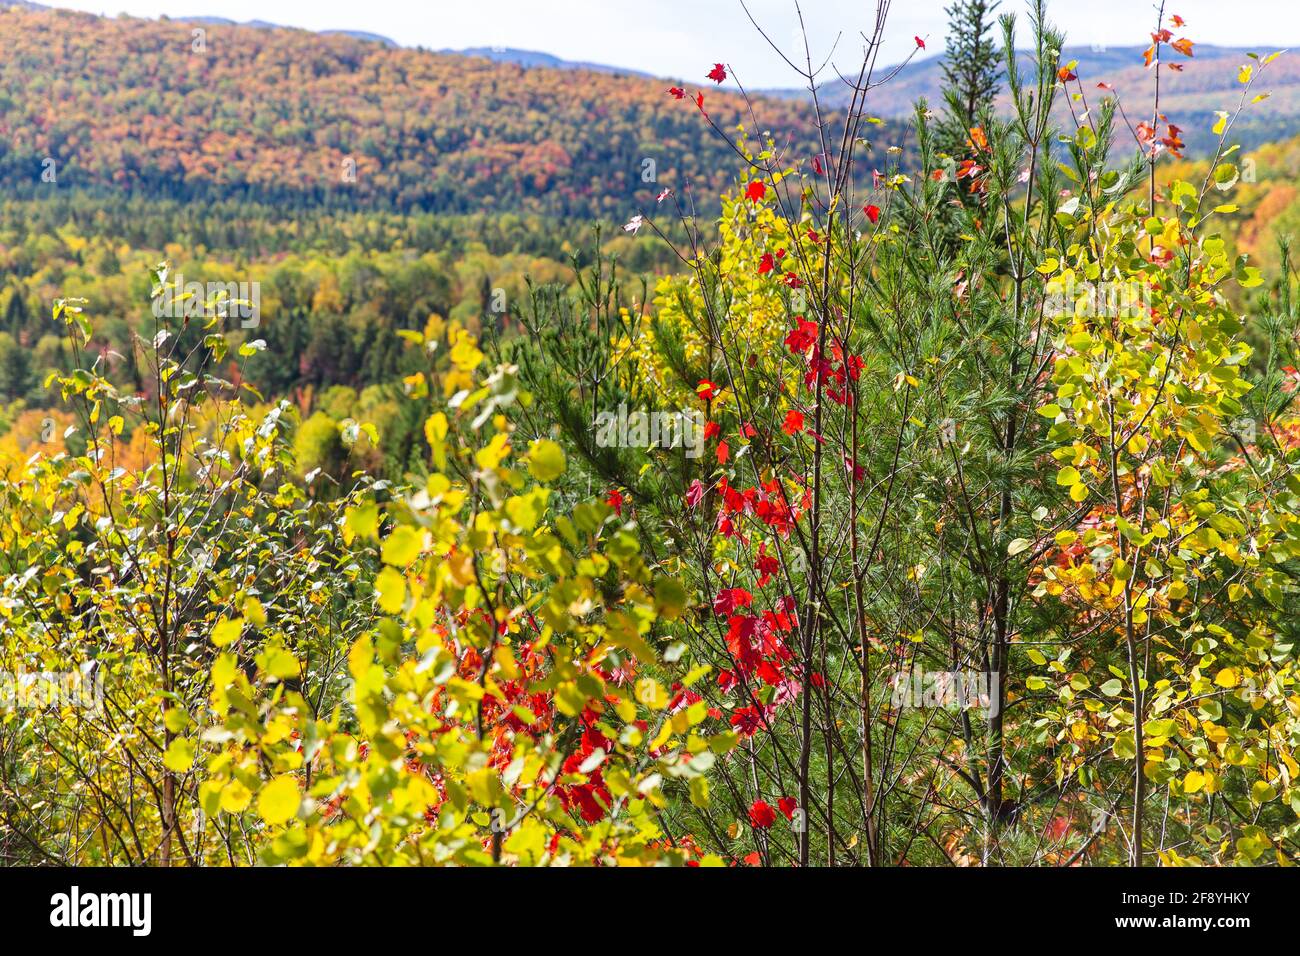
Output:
[936, 0, 1002, 165]
[3, 290, 28, 339]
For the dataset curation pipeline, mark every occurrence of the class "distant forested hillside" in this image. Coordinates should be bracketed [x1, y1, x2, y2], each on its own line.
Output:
[0, 6, 828, 217]
[766, 42, 1300, 156]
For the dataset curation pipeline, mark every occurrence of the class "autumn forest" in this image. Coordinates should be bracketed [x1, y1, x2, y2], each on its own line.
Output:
[2, 0, 1300, 918]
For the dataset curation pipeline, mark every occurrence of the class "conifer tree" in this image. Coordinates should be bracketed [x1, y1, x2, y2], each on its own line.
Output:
[936, 0, 1002, 170]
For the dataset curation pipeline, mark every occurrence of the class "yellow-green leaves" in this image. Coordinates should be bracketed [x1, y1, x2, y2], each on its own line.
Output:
[211, 616, 244, 648]
[257, 641, 300, 681]
[257, 776, 300, 826]
[1251, 780, 1277, 805]
[526, 439, 566, 482]
[381, 525, 423, 566]
[163, 738, 195, 772]
[504, 488, 550, 532]
[425, 411, 449, 471]
[343, 501, 379, 544]
[1212, 163, 1239, 191]
[1055, 466, 1080, 486]
[635, 677, 669, 710]
[374, 566, 406, 614]
[220, 780, 252, 814]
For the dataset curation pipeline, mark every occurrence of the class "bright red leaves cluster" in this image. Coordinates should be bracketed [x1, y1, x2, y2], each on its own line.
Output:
[748, 797, 798, 830]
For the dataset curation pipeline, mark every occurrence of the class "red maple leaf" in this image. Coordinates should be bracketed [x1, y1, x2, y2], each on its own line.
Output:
[785, 318, 818, 353]
[716, 440, 729, 465]
[712, 587, 754, 616]
[1171, 14, 1186, 27]
[746, 180, 766, 202]
[605, 488, 624, 516]
[695, 91, 705, 112]
[777, 797, 798, 820]
[749, 800, 778, 828]
[864, 203, 881, 224]
[696, 379, 719, 401]
[756, 660, 783, 685]
[757, 252, 775, 275]
[667, 86, 686, 99]
[782, 409, 805, 435]
[707, 63, 727, 84]
[914, 36, 926, 49]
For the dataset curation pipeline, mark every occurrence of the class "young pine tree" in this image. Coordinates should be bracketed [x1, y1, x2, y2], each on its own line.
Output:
[936, 0, 1003, 170]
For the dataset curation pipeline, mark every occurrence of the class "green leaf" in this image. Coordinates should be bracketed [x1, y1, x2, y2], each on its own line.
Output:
[1251, 780, 1277, 805]
[654, 575, 689, 620]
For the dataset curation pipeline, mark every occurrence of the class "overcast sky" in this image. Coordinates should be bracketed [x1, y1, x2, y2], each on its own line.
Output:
[48, 0, 1300, 87]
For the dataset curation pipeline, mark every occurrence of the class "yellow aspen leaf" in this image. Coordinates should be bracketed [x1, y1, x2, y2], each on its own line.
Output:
[257, 776, 301, 826]
[1215, 668, 1240, 688]
[219, 779, 252, 814]
[211, 616, 244, 648]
